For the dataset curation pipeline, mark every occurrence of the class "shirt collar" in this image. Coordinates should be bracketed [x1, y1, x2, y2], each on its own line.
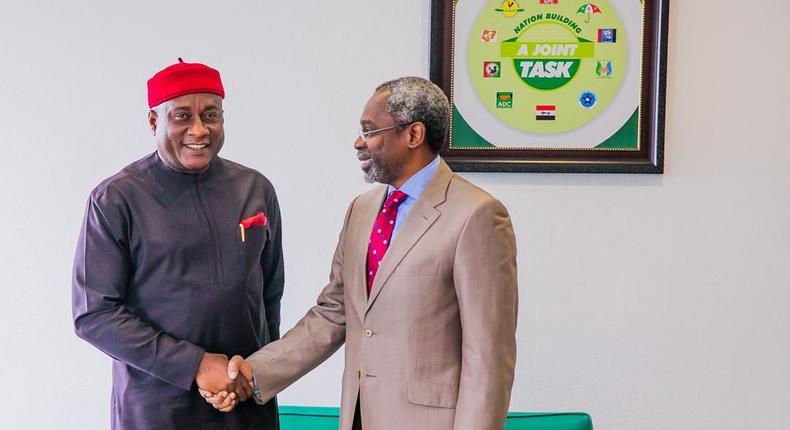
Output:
[387, 156, 441, 201]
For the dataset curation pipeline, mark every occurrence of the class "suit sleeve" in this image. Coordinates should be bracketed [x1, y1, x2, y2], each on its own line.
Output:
[452, 198, 518, 430]
[71, 191, 205, 391]
[260, 187, 285, 341]
[247, 198, 356, 404]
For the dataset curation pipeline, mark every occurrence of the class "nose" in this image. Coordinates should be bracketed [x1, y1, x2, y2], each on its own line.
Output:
[188, 117, 210, 138]
[354, 135, 366, 150]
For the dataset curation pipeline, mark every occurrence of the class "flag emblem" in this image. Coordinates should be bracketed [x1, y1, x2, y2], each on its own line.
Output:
[536, 105, 556, 120]
[483, 61, 501, 78]
[598, 28, 617, 43]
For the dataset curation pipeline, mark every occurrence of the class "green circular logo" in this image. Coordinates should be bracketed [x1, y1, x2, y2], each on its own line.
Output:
[467, 0, 628, 134]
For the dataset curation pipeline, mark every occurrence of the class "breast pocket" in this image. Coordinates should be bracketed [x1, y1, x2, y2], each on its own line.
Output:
[394, 262, 443, 277]
[230, 223, 269, 288]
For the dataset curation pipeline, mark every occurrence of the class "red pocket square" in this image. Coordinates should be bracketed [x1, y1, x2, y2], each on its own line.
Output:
[241, 212, 268, 230]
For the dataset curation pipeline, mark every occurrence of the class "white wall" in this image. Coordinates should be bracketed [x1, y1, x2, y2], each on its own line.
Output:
[0, 1, 788, 429]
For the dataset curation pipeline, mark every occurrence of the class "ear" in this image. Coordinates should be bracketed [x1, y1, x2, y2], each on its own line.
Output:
[148, 110, 158, 136]
[406, 122, 426, 150]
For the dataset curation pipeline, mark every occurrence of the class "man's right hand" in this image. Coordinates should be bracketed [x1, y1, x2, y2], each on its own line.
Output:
[198, 355, 255, 412]
[195, 352, 236, 395]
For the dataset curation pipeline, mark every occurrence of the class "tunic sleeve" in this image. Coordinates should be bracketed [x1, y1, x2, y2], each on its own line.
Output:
[71, 190, 205, 391]
[260, 187, 285, 341]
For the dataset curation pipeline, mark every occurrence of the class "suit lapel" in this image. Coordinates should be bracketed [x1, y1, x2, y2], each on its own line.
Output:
[365, 161, 454, 316]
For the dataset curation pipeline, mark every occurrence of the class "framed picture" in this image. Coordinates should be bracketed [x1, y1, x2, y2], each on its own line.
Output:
[430, 0, 669, 173]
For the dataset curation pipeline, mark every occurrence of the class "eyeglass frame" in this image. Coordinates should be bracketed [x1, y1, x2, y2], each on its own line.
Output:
[357, 122, 414, 143]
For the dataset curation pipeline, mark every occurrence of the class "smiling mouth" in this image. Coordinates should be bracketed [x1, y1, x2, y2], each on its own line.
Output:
[184, 143, 209, 150]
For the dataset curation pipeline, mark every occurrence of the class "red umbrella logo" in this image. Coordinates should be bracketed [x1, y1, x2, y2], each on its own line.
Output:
[577, 3, 602, 23]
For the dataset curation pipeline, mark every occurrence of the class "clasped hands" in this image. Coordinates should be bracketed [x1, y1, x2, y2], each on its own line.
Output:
[195, 352, 255, 412]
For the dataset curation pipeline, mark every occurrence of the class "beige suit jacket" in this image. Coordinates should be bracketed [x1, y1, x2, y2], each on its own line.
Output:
[248, 160, 518, 430]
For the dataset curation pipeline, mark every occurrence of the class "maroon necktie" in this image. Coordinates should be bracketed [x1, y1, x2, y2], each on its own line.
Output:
[366, 190, 408, 295]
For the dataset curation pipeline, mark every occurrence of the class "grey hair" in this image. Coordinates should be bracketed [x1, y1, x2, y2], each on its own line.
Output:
[375, 77, 450, 154]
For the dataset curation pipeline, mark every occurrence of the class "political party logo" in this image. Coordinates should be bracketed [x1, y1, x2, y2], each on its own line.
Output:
[598, 28, 617, 43]
[483, 61, 501, 77]
[539, 0, 558, 4]
[496, 92, 514, 108]
[536, 105, 556, 120]
[495, 1, 524, 17]
[595, 59, 613, 77]
[481, 29, 499, 43]
[576, 3, 601, 23]
[579, 90, 597, 108]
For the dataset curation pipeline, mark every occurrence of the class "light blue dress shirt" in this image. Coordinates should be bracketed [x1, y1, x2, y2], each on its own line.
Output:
[387, 156, 441, 241]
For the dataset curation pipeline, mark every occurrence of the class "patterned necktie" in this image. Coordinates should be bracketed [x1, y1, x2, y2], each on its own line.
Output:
[366, 190, 408, 295]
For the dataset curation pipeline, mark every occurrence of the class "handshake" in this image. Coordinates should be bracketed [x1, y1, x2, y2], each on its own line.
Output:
[194, 352, 256, 412]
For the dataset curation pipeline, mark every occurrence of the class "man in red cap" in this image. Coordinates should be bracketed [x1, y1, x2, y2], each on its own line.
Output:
[72, 59, 283, 429]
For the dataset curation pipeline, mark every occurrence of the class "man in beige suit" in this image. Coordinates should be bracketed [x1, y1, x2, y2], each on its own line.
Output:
[202, 77, 518, 429]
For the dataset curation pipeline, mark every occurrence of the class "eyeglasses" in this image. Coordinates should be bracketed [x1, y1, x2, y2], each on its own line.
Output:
[357, 122, 412, 143]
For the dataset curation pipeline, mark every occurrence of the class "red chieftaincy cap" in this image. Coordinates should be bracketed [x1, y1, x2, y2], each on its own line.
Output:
[146, 58, 225, 108]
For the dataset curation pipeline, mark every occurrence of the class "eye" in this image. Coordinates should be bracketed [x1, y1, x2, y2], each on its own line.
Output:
[174, 112, 190, 121]
[202, 111, 220, 122]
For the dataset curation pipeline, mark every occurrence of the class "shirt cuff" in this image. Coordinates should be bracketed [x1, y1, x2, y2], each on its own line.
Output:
[252, 375, 265, 405]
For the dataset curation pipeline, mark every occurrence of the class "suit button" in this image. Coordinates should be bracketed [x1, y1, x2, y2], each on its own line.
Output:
[364, 329, 373, 337]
